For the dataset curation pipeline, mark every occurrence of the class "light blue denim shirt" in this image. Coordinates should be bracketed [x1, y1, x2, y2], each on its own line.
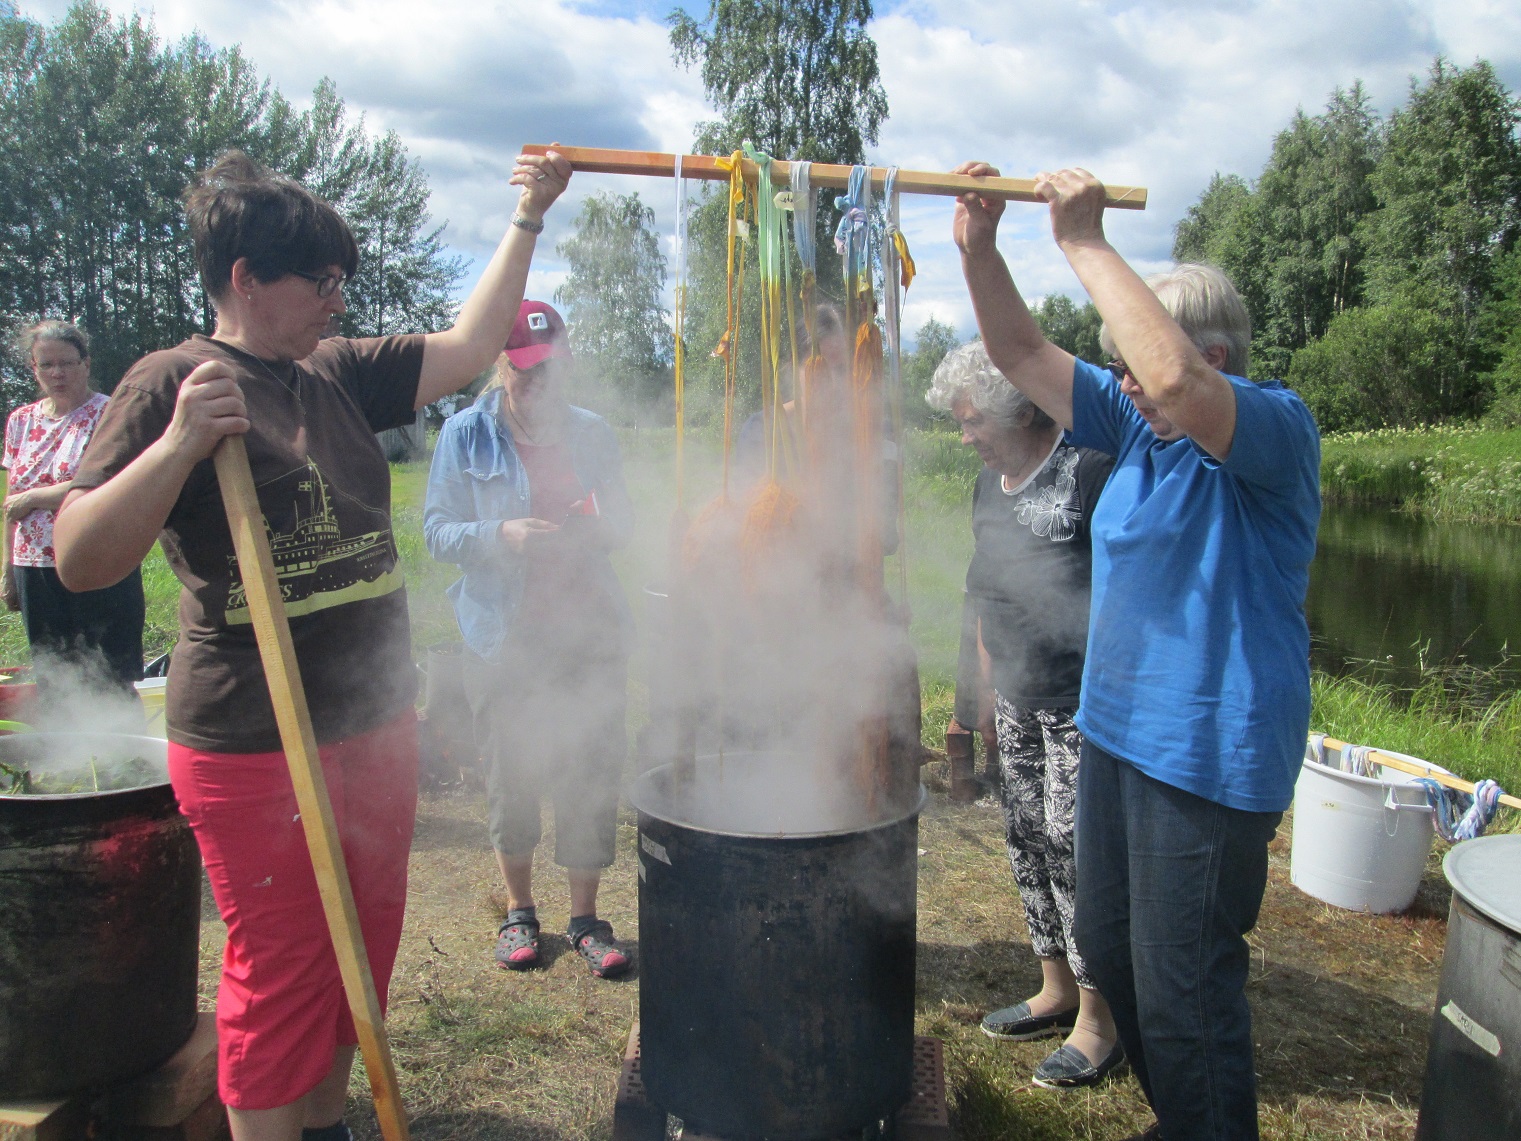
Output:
[423, 387, 634, 663]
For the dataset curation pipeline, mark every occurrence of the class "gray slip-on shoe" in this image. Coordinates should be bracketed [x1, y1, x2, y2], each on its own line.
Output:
[1031, 1040, 1125, 1089]
[980, 1001, 1079, 1041]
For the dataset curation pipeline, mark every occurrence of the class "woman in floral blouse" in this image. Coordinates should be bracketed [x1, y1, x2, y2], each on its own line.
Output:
[3, 320, 143, 693]
[927, 340, 1119, 1089]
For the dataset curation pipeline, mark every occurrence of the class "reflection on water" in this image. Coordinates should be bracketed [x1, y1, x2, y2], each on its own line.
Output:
[1307, 503, 1521, 688]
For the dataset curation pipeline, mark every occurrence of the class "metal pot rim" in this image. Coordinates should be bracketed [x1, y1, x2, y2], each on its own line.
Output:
[0, 732, 171, 801]
[629, 752, 926, 838]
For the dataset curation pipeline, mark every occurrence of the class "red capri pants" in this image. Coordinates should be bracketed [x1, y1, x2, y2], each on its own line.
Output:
[167, 711, 418, 1110]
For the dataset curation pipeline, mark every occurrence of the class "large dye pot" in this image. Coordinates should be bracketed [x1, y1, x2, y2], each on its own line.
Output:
[629, 751, 923, 1140]
[1416, 834, 1521, 1141]
[0, 733, 201, 1098]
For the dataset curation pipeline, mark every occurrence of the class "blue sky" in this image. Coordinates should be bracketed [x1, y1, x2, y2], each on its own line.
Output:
[22, 0, 1521, 345]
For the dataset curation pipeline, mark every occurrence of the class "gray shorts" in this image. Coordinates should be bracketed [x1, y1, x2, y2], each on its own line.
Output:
[463, 644, 627, 869]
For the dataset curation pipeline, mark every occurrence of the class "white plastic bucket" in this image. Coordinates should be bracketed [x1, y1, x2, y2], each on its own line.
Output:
[1290, 742, 1448, 913]
[134, 677, 167, 739]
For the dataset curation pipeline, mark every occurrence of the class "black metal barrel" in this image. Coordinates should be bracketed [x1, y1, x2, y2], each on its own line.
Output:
[0, 733, 201, 1098]
[629, 752, 922, 1140]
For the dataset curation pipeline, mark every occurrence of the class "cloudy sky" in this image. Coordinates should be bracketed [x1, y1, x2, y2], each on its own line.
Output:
[21, 0, 1521, 342]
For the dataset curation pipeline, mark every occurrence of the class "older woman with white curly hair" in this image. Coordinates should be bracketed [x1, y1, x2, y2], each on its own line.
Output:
[928, 340, 1118, 1089]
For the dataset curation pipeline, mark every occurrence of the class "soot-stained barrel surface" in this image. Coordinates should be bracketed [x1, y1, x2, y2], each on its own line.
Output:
[630, 751, 923, 1140]
[0, 733, 201, 1099]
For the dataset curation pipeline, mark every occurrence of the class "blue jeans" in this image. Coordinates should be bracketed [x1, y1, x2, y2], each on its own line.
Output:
[1074, 740, 1282, 1141]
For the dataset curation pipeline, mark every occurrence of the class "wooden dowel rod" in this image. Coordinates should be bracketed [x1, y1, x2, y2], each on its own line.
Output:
[522, 144, 1148, 211]
[1315, 734, 1521, 811]
[214, 437, 410, 1141]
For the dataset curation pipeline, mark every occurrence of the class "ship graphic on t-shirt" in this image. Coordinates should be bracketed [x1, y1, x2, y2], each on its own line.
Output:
[223, 459, 402, 625]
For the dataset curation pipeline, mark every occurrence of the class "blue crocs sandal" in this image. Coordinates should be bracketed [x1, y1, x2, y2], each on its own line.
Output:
[494, 907, 540, 970]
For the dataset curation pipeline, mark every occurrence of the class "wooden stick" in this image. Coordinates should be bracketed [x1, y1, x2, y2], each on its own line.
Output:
[522, 144, 1148, 211]
[1315, 734, 1521, 811]
[214, 438, 410, 1141]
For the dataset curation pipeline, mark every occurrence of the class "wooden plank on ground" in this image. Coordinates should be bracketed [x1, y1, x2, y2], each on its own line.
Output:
[110, 1012, 218, 1128]
[0, 1098, 87, 1141]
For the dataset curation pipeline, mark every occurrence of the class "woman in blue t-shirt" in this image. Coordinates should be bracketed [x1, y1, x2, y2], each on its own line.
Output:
[952, 165, 1320, 1141]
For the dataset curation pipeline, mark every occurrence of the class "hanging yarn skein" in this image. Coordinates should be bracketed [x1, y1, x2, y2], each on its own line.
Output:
[881, 167, 911, 606]
[668, 154, 692, 565]
[791, 160, 826, 459]
[834, 164, 892, 803]
[681, 151, 752, 574]
[834, 165, 885, 587]
[740, 145, 803, 589]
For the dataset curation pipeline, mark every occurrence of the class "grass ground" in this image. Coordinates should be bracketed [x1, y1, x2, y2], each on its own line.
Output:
[189, 779, 1455, 1141]
[1320, 424, 1521, 523]
[7, 428, 1512, 1138]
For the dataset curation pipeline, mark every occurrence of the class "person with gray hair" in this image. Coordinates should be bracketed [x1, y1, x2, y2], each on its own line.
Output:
[927, 339, 1118, 1089]
[2, 320, 144, 694]
[952, 166, 1320, 1141]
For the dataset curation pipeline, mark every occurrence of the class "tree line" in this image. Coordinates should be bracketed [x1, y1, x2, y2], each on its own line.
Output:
[20, 4, 1506, 441]
[1174, 59, 1521, 432]
[0, 1, 461, 411]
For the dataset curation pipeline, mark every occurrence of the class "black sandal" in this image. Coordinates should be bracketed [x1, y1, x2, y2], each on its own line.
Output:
[494, 907, 540, 970]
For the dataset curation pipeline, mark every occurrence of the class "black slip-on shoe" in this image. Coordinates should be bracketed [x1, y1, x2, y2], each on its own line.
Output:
[1032, 1040, 1125, 1089]
[980, 1001, 1079, 1041]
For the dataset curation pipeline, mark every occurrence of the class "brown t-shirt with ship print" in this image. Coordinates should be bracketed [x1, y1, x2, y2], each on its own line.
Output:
[72, 334, 424, 752]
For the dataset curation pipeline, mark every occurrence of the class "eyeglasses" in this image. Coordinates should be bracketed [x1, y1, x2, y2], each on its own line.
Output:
[35, 357, 84, 372]
[289, 269, 349, 298]
[1105, 360, 1133, 382]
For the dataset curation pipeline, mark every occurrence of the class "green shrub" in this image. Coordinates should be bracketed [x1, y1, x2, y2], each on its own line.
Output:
[1288, 301, 1466, 431]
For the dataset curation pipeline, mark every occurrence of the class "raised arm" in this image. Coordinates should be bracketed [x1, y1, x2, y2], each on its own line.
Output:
[953, 162, 1077, 429]
[414, 150, 573, 409]
[1038, 168, 1238, 460]
[54, 362, 248, 591]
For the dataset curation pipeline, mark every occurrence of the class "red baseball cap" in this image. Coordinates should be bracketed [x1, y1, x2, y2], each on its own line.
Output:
[504, 300, 571, 370]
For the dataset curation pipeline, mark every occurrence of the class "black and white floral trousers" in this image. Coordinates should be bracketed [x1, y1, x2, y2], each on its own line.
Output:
[993, 694, 1091, 988]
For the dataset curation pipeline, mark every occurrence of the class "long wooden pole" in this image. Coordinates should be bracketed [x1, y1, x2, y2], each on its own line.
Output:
[214, 438, 410, 1141]
[1315, 734, 1521, 811]
[521, 144, 1148, 210]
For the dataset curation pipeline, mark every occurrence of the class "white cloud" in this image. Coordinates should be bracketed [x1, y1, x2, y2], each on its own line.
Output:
[864, 0, 1520, 337]
[18, 0, 1521, 348]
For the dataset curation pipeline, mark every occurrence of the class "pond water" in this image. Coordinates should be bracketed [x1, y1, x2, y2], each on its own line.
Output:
[1307, 502, 1521, 688]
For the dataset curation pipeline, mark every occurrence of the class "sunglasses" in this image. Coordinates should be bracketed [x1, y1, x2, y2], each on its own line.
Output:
[1105, 360, 1133, 382]
[289, 269, 349, 298]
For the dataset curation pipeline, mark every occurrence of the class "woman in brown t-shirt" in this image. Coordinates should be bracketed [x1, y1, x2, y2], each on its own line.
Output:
[53, 148, 571, 1141]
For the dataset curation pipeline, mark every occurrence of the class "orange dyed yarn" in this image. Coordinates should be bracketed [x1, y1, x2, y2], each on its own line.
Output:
[739, 479, 803, 593]
[681, 495, 743, 574]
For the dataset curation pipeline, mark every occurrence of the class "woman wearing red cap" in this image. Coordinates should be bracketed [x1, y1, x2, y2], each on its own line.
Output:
[424, 300, 634, 978]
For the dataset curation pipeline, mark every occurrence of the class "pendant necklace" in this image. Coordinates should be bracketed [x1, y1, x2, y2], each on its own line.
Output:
[505, 399, 554, 446]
